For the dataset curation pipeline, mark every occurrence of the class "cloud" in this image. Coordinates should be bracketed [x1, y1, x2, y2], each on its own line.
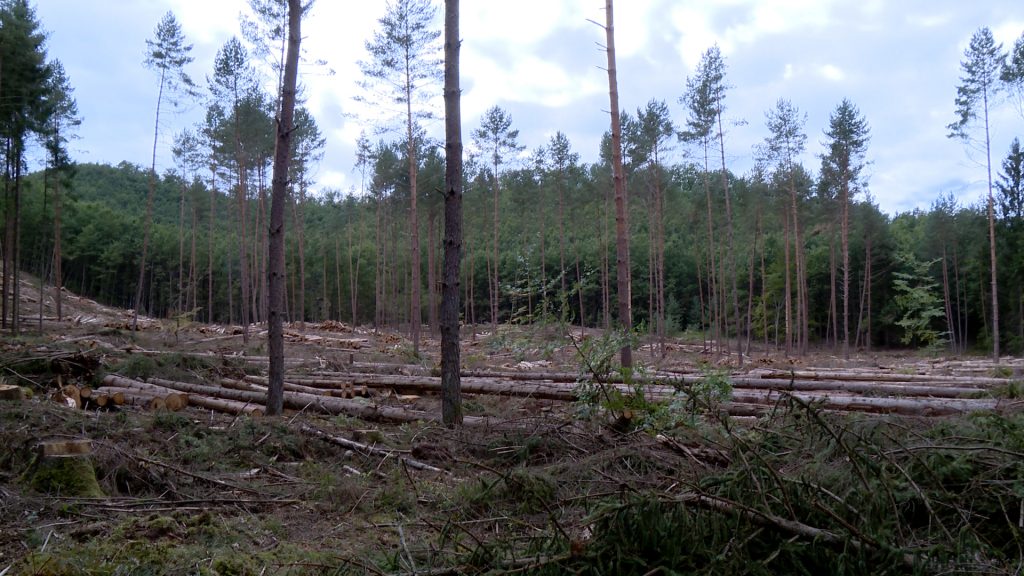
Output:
[819, 64, 845, 82]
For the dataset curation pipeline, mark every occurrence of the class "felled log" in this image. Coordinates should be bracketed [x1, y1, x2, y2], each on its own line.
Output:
[94, 386, 169, 411]
[749, 369, 1010, 387]
[242, 376, 355, 398]
[100, 376, 183, 409]
[299, 425, 443, 472]
[138, 376, 436, 423]
[728, 389, 1009, 416]
[186, 394, 263, 417]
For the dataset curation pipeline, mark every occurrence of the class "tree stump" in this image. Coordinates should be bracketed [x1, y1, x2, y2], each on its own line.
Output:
[0, 383, 25, 401]
[27, 439, 104, 498]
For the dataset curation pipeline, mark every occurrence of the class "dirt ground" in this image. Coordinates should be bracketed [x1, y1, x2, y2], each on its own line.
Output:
[2, 280, 1023, 575]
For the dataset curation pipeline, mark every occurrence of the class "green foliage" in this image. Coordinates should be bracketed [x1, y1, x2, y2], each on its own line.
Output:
[892, 255, 945, 347]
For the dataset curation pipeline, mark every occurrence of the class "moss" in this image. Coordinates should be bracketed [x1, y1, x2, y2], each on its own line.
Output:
[27, 455, 105, 498]
[116, 354, 158, 380]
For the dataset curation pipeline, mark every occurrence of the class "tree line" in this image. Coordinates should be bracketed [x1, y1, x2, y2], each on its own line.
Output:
[4, 1, 1024, 360]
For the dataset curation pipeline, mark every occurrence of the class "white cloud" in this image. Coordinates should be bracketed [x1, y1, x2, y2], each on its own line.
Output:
[819, 64, 845, 82]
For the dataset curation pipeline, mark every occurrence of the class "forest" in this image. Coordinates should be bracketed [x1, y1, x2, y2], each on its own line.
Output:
[4, 1, 1024, 574]
[4, 0, 1024, 359]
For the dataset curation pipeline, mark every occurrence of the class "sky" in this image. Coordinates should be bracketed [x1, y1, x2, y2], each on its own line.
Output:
[33, 0, 1024, 215]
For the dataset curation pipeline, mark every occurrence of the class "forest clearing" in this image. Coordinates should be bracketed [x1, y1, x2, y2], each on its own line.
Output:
[3, 0, 1024, 573]
[2, 277, 1024, 575]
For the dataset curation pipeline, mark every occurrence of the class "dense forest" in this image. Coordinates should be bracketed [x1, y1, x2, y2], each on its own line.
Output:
[5, 0, 1024, 358]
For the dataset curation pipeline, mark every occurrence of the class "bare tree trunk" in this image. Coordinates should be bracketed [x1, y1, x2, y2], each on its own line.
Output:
[267, 0, 302, 416]
[783, 204, 792, 356]
[841, 181, 851, 359]
[296, 178, 307, 330]
[178, 180, 186, 316]
[718, 113, 740, 364]
[53, 175, 63, 321]
[237, 161, 250, 342]
[189, 206, 197, 313]
[490, 156, 500, 327]
[208, 167, 216, 323]
[984, 96, 999, 361]
[603, 0, 632, 369]
[942, 248, 956, 353]
[134, 69, 167, 330]
[440, 0, 463, 426]
[427, 208, 438, 335]
[406, 76, 422, 355]
[865, 235, 872, 352]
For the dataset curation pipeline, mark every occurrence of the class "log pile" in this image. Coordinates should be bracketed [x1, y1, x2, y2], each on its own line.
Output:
[33, 350, 1021, 422]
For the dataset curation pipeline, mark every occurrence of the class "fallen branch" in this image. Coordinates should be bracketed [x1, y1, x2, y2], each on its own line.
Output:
[299, 424, 444, 473]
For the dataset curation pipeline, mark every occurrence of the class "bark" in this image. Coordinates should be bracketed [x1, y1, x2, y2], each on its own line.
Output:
[407, 55, 422, 356]
[841, 177, 851, 359]
[718, 111, 741, 364]
[427, 208, 438, 334]
[208, 167, 216, 323]
[603, 0, 633, 368]
[983, 89, 999, 362]
[441, 0, 463, 427]
[267, 0, 302, 416]
[133, 69, 166, 330]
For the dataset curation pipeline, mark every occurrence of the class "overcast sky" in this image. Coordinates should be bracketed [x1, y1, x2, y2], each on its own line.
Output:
[35, 0, 1024, 215]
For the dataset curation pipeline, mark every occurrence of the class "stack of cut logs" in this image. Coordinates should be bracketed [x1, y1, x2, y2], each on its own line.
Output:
[53, 380, 188, 412]
[38, 358, 1022, 424]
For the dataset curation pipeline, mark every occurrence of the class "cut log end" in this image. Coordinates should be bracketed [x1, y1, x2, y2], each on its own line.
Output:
[0, 383, 25, 401]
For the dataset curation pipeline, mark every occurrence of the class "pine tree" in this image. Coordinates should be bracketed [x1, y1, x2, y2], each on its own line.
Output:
[759, 99, 808, 356]
[948, 26, 1006, 361]
[440, 0, 462, 426]
[1002, 31, 1024, 116]
[820, 99, 870, 359]
[1, 0, 51, 333]
[133, 11, 196, 330]
[471, 105, 523, 326]
[359, 0, 442, 356]
[267, 0, 304, 416]
[40, 60, 79, 323]
[600, 0, 633, 369]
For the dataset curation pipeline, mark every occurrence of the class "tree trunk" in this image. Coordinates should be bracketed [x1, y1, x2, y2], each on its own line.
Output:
[841, 179, 851, 359]
[984, 98, 999, 361]
[427, 207, 438, 335]
[53, 174, 63, 321]
[491, 155, 500, 327]
[406, 69, 422, 355]
[266, 0, 302, 416]
[718, 112, 740, 364]
[133, 70, 167, 330]
[208, 167, 216, 324]
[603, 0, 632, 369]
[440, 0, 463, 427]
